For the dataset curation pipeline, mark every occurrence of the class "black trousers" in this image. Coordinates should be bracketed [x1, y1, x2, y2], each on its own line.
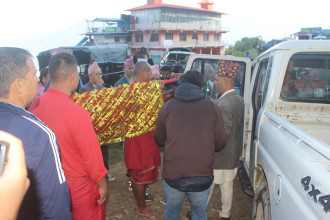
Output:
[101, 145, 109, 170]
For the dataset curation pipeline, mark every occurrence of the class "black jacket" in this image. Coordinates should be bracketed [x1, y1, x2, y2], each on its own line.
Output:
[154, 83, 226, 180]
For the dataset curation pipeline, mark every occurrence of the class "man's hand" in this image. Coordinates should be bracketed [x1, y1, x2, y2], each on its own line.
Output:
[96, 78, 104, 87]
[0, 131, 30, 220]
[96, 177, 108, 205]
[158, 80, 165, 91]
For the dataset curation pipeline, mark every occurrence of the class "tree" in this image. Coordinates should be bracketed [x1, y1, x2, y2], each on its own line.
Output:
[225, 37, 264, 59]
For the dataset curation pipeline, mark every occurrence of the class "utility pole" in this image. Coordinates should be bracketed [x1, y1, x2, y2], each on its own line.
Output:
[147, 15, 155, 51]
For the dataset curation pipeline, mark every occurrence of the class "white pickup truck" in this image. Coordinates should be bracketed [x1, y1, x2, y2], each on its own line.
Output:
[185, 40, 330, 220]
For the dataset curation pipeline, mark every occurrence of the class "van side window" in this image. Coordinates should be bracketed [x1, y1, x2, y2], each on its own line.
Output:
[253, 57, 273, 111]
[280, 53, 330, 103]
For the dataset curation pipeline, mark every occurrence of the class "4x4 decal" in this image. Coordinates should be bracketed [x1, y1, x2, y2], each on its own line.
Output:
[301, 176, 330, 213]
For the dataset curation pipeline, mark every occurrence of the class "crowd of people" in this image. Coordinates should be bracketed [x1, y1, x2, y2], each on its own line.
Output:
[0, 46, 244, 220]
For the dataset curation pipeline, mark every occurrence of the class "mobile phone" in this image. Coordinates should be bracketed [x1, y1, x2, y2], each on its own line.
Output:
[0, 141, 9, 176]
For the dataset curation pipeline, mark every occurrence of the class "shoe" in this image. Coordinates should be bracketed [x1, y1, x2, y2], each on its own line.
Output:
[220, 217, 230, 220]
[145, 192, 154, 201]
[186, 211, 191, 220]
[128, 181, 133, 191]
[107, 173, 116, 182]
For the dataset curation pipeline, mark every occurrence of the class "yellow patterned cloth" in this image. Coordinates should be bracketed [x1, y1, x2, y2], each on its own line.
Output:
[71, 81, 163, 145]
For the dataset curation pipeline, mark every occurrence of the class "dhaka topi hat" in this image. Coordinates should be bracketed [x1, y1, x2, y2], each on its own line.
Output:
[88, 61, 101, 75]
[217, 60, 240, 79]
[151, 64, 160, 76]
[124, 57, 134, 67]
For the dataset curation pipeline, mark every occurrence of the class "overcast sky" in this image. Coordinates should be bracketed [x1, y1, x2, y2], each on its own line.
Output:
[1, 0, 328, 49]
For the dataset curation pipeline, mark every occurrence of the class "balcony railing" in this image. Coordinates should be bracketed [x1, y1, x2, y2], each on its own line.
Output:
[131, 22, 229, 33]
[130, 40, 225, 49]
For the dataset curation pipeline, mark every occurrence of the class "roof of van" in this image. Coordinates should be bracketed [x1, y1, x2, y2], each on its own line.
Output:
[262, 40, 330, 54]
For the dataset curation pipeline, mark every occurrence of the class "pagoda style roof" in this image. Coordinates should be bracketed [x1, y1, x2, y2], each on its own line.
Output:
[198, 0, 215, 5]
[126, 3, 225, 15]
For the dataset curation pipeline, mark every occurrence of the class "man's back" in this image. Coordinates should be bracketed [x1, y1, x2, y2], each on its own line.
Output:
[155, 83, 226, 179]
[30, 89, 107, 181]
[0, 102, 72, 220]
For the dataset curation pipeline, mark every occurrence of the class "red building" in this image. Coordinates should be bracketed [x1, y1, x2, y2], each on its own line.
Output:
[127, 0, 228, 55]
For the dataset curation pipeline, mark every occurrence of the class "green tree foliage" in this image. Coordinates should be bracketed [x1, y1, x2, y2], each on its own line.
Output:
[225, 37, 264, 59]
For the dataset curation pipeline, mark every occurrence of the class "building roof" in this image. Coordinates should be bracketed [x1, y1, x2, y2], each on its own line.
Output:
[198, 0, 215, 4]
[126, 3, 226, 15]
[93, 18, 125, 22]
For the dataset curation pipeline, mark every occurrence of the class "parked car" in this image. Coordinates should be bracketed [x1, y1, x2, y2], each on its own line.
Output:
[37, 45, 129, 87]
[257, 39, 286, 54]
[160, 51, 195, 69]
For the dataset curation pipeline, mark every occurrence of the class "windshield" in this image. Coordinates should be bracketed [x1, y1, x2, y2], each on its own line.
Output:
[281, 53, 330, 103]
[191, 59, 246, 99]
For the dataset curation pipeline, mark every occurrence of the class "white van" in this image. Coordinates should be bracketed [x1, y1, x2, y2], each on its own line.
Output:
[160, 51, 195, 69]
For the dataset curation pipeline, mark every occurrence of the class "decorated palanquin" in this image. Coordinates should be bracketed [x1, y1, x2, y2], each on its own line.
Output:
[71, 81, 164, 145]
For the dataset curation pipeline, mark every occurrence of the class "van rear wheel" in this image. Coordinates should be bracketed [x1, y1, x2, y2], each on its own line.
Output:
[252, 182, 271, 220]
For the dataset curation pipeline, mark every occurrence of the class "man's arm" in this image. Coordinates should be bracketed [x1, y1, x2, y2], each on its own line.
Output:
[154, 105, 167, 148]
[218, 99, 234, 137]
[96, 177, 108, 205]
[73, 109, 108, 187]
[78, 85, 88, 94]
[214, 103, 226, 152]
[35, 133, 72, 219]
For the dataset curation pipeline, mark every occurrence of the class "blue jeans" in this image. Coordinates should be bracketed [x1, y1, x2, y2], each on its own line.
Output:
[163, 179, 211, 220]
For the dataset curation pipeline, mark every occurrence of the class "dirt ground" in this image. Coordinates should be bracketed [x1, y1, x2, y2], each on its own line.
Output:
[105, 145, 253, 220]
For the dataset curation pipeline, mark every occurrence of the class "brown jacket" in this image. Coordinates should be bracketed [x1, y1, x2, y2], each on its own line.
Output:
[154, 83, 226, 180]
[79, 81, 104, 93]
[213, 90, 244, 169]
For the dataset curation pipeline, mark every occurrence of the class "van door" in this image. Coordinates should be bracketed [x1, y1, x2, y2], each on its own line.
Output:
[248, 55, 273, 183]
[185, 54, 252, 168]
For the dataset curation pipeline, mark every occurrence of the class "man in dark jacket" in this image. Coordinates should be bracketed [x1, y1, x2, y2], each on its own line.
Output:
[154, 70, 226, 220]
[0, 47, 72, 219]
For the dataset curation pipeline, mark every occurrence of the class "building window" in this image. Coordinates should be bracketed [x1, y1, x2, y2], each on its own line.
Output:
[126, 35, 131, 42]
[214, 34, 219, 41]
[180, 33, 187, 41]
[135, 34, 143, 42]
[203, 34, 209, 41]
[115, 36, 120, 42]
[165, 33, 173, 40]
[150, 33, 159, 42]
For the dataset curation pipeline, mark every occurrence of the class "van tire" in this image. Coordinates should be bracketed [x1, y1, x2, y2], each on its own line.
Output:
[252, 182, 271, 220]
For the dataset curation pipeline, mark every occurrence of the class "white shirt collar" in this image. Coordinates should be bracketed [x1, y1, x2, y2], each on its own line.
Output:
[218, 89, 235, 101]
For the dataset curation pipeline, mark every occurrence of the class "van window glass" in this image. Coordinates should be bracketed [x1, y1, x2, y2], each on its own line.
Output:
[280, 53, 330, 103]
[253, 57, 272, 111]
[191, 59, 246, 98]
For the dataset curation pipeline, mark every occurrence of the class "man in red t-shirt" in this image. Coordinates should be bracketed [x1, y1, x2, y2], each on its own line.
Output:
[124, 61, 161, 217]
[30, 53, 108, 220]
